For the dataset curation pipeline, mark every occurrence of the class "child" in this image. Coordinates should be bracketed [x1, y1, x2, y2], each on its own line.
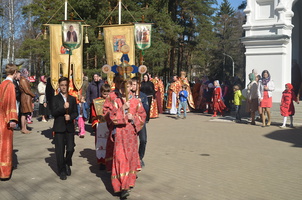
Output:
[212, 80, 226, 117]
[91, 84, 111, 170]
[233, 85, 246, 122]
[77, 95, 89, 138]
[280, 83, 299, 128]
[177, 85, 188, 119]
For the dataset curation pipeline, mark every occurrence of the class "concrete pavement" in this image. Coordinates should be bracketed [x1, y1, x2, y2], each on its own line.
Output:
[1, 107, 302, 200]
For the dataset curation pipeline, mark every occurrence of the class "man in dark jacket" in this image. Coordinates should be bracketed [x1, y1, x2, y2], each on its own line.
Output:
[13, 71, 21, 129]
[52, 77, 78, 180]
[86, 73, 104, 122]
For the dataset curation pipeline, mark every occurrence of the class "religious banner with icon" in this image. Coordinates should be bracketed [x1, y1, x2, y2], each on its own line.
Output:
[134, 23, 152, 50]
[62, 21, 82, 52]
[47, 24, 83, 91]
[103, 25, 135, 84]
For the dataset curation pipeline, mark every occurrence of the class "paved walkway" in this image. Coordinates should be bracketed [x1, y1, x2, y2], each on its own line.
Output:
[1, 107, 302, 200]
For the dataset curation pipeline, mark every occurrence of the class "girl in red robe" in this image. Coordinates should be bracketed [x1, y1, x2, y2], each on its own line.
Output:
[212, 80, 226, 117]
[280, 83, 299, 128]
[103, 79, 146, 199]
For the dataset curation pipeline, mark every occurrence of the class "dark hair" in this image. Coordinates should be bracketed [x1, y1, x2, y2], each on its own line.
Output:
[261, 70, 270, 78]
[58, 77, 69, 84]
[101, 84, 111, 93]
[113, 73, 123, 83]
[143, 73, 149, 82]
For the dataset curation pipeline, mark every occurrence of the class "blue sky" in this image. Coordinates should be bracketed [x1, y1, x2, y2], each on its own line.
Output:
[217, 0, 245, 10]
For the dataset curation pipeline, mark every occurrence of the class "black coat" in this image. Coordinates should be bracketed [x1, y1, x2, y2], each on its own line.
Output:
[52, 94, 78, 133]
[13, 80, 21, 102]
[46, 77, 55, 111]
[140, 81, 155, 97]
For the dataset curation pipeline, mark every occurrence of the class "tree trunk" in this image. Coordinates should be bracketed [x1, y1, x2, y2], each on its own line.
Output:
[94, 55, 97, 69]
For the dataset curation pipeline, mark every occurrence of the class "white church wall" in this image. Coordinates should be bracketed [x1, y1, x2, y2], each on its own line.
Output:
[243, 0, 296, 102]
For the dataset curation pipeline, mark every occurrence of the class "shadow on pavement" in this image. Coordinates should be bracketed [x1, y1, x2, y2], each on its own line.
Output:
[12, 149, 19, 169]
[41, 127, 54, 140]
[45, 148, 58, 175]
[264, 127, 302, 147]
[79, 148, 115, 196]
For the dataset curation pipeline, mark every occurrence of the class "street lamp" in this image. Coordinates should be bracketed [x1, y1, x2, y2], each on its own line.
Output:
[223, 53, 235, 77]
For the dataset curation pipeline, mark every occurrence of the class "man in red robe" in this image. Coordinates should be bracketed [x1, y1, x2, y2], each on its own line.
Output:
[0, 64, 18, 180]
[103, 77, 146, 199]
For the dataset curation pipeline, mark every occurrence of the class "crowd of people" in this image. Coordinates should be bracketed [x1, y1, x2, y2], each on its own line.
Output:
[0, 64, 300, 199]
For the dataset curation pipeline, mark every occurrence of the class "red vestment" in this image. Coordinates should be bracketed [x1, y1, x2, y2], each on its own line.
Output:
[167, 80, 181, 109]
[212, 87, 226, 113]
[103, 91, 146, 193]
[156, 78, 164, 114]
[150, 79, 158, 118]
[0, 80, 18, 179]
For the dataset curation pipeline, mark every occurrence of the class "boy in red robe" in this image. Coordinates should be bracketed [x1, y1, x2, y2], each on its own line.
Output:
[103, 77, 146, 199]
[0, 64, 18, 180]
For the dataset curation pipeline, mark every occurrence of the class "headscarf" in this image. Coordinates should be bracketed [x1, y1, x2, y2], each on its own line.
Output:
[249, 73, 255, 82]
[20, 68, 29, 79]
[40, 75, 46, 83]
[214, 80, 220, 88]
[286, 83, 293, 91]
[261, 70, 271, 85]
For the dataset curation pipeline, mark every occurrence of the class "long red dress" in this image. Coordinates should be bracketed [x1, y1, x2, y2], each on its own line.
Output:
[280, 89, 297, 117]
[0, 79, 18, 179]
[212, 87, 226, 113]
[103, 91, 146, 193]
[150, 78, 159, 118]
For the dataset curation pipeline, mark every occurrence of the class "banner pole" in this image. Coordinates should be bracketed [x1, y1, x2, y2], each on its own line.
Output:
[65, 0, 68, 20]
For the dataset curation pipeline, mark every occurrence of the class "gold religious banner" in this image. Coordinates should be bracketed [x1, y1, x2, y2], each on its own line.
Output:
[103, 24, 135, 84]
[93, 98, 106, 123]
[47, 24, 83, 91]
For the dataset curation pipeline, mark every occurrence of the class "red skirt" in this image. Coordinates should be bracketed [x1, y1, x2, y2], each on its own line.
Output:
[260, 91, 272, 108]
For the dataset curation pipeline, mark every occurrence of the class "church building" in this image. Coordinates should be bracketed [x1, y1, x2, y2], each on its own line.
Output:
[242, 0, 302, 101]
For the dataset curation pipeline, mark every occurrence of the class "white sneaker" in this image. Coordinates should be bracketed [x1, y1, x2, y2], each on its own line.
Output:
[279, 125, 286, 128]
[42, 119, 47, 122]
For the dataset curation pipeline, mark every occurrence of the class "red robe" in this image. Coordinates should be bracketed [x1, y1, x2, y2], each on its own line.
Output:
[280, 89, 297, 117]
[212, 87, 226, 113]
[103, 91, 146, 193]
[0, 79, 18, 179]
[167, 80, 181, 109]
[150, 78, 159, 118]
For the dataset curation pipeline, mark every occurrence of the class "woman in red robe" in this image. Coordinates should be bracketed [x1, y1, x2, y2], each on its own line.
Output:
[0, 64, 18, 180]
[212, 80, 226, 117]
[103, 79, 146, 199]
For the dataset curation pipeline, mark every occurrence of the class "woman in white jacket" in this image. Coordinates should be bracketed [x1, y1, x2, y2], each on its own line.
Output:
[38, 75, 48, 122]
[258, 70, 275, 127]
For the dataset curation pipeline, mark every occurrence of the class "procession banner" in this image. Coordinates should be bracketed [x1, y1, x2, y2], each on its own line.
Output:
[134, 23, 152, 50]
[103, 25, 135, 84]
[48, 24, 83, 91]
[62, 21, 82, 52]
